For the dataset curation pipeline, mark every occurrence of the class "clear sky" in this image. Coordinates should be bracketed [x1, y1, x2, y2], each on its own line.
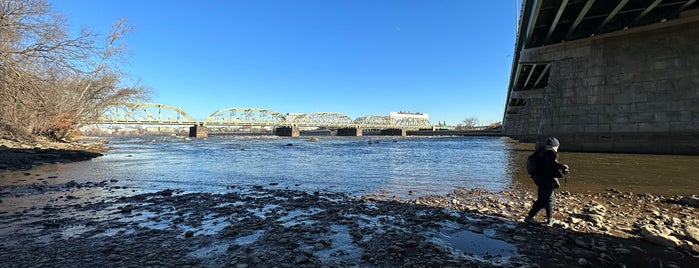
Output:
[51, 0, 519, 126]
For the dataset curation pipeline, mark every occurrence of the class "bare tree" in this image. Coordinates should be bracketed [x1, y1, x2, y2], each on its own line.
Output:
[461, 117, 479, 130]
[0, 0, 147, 141]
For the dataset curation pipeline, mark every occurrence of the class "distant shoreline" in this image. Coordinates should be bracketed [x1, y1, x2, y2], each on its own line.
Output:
[406, 129, 503, 136]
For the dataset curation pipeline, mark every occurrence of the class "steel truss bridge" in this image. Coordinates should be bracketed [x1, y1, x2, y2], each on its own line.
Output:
[95, 103, 432, 130]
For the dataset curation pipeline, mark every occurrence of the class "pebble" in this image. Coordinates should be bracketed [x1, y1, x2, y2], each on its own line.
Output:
[2, 176, 698, 268]
[512, 235, 527, 242]
[294, 255, 309, 264]
[577, 258, 588, 266]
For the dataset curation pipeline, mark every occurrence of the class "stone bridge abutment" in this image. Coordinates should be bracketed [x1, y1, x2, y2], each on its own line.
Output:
[505, 12, 699, 154]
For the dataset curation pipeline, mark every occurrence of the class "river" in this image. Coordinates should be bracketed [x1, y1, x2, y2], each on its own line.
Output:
[1, 135, 697, 199]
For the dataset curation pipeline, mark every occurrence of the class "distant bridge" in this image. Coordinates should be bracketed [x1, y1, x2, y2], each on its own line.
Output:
[96, 103, 432, 130]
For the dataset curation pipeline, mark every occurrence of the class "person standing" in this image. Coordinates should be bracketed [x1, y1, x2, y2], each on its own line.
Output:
[524, 137, 569, 226]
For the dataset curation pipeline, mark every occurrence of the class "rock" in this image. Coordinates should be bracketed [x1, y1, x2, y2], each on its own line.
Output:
[630, 246, 647, 254]
[184, 230, 195, 238]
[684, 225, 699, 243]
[571, 247, 596, 259]
[512, 235, 527, 242]
[577, 258, 588, 266]
[294, 255, 309, 264]
[574, 237, 591, 248]
[42, 221, 61, 228]
[160, 189, 174, 196]
[679, 195, 699, 208]
[639, 225, 681, 247]
[570, 217, 582, 224]
[613, 248, 631, 254]
[607, 188, 622, 194]
[587, 204, 607, 215]
[468, 225, 482, 233]
[581, 214, 604, 225]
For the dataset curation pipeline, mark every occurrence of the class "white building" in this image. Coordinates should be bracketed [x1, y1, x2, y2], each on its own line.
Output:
[389, 111, 429, 120]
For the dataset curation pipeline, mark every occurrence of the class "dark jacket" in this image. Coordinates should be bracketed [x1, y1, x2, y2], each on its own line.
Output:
[532, 148, 567, 185]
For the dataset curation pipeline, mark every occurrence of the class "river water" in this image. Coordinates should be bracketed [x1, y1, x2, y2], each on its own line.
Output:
[1, 135, 698, 198]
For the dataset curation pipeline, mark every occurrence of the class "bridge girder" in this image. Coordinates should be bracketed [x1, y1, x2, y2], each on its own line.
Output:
[99, 102, 197, 125]
[204, 108, 285, 126]
[354, 115, 393, 129]
[291, 112, 354, 128]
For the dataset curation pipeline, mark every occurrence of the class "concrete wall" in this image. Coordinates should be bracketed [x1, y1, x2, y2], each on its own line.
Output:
[505, 18, 699, 154]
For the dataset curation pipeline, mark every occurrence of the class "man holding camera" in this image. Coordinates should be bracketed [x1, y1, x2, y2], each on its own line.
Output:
[524, 137, 570, 226]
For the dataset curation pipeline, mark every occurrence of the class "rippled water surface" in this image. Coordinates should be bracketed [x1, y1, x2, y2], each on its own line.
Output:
[2, 135, 698, 197]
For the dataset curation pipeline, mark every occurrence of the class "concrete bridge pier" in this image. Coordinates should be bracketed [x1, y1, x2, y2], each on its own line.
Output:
[380, 128, 406, 136]
[336, 127, 362, 136]
[189, 124, 208, 138]
[275, 126, 299, 137]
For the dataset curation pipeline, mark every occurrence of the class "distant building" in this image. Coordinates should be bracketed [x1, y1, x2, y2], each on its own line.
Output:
[389, 111, 429, 120]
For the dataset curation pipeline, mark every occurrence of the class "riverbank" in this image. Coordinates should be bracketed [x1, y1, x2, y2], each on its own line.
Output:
[0, 137, 106, 170]
[1, 137, 697, 267]
[1, 178, 697, 267]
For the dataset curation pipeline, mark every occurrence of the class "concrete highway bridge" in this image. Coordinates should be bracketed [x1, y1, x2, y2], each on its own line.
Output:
[504, 0, 699, 154]
[95, 102, 433, 137]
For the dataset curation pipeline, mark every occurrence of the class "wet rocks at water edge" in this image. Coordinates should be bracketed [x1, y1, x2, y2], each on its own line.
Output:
[680, 195, 699, 208]
[0, 183, 698, 267]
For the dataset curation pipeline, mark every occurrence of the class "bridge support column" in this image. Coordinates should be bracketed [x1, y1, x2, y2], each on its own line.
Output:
[189, 124, 208, 138]
[275, 126, 299, 137]
[380, 128, 406, 136]
[337, 127, 362, 136]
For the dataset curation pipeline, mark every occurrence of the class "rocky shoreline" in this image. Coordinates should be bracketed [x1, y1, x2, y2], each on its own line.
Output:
[0, 139, 697, 267]
[0, 137, 106, 170]
[1, 178, 697, 267]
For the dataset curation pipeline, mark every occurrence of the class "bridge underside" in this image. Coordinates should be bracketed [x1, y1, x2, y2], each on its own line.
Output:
[504, 0, 699, 154]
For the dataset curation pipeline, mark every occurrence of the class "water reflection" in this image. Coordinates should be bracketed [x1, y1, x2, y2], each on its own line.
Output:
[449, 229, 518, 257]
[1, 135, 697, 200]
[507, 141, 699, 195]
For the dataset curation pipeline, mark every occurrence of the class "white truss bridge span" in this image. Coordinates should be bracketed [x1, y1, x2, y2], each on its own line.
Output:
[95, 103, 432, 130]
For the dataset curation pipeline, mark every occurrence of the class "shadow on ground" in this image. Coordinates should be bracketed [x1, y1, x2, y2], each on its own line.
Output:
[1, 183, 697, 267]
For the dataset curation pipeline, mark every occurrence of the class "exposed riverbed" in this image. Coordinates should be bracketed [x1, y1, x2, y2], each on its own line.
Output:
[1, 135, 697, 267]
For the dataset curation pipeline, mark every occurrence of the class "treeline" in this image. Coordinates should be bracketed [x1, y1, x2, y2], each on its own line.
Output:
[0, 0, 146, 141]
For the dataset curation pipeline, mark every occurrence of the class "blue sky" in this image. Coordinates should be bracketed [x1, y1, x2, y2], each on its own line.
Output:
[52, 0, 519, 125]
